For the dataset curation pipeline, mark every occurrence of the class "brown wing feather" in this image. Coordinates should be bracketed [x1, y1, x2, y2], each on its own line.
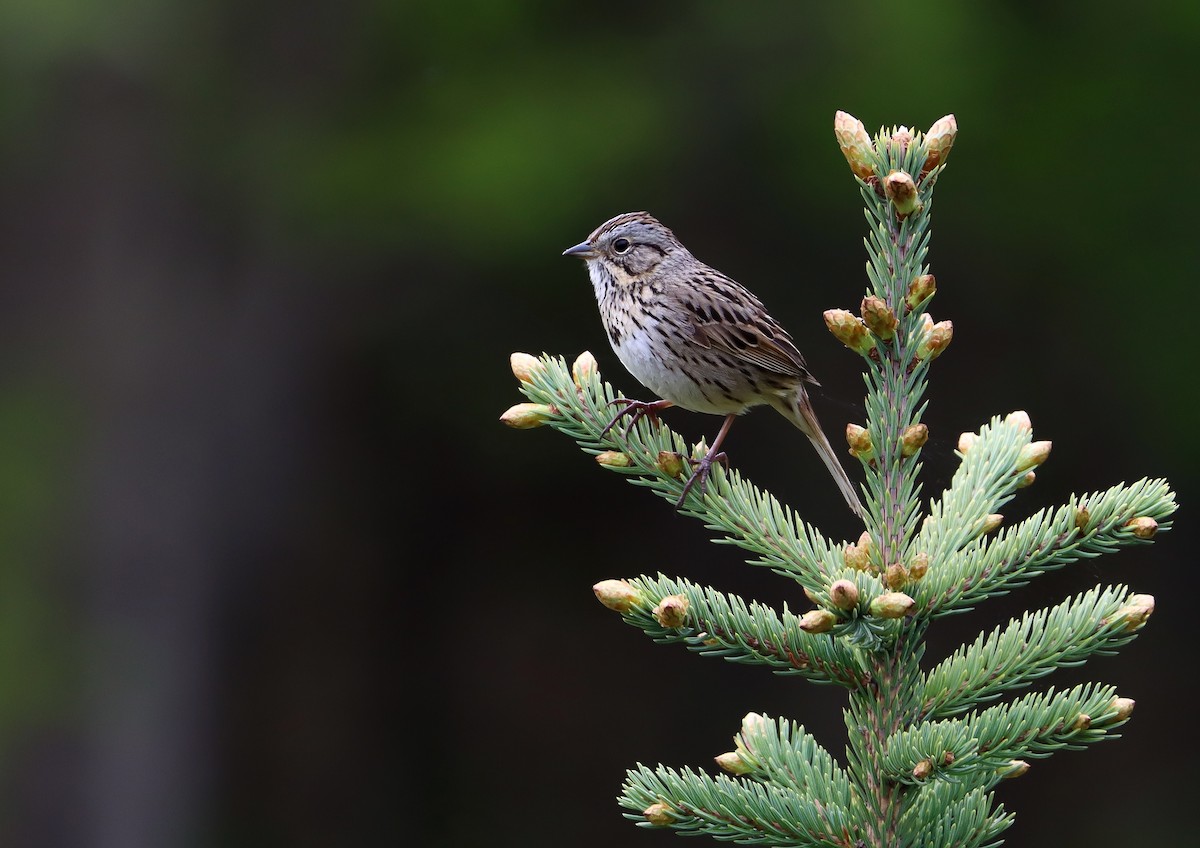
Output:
[671, 269, 819, 385]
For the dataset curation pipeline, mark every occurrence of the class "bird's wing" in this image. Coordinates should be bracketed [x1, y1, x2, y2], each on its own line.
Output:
[672, 270, 818, 385]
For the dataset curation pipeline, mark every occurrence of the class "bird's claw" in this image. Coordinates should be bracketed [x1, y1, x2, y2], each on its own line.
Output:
[600, 398, 672, 440]
[675, 451, 729, 509]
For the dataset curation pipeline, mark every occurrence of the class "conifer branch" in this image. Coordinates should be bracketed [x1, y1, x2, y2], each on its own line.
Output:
[917, 478, 1176, 616]
[722, 713, 855, 805]
[882, 683, 1128, 784]
[920, 585, 1152, 718]
[602, 574, 870, 688]
[620, 763, 855, 847]
[914, 416, 1035, 564]
[897, 784, 1012, 848]
[510, 354, 844, 591]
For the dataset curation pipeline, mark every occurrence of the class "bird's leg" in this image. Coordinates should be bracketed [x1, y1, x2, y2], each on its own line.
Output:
[600, 398, 674, 440]
[676, 414, 737, 508]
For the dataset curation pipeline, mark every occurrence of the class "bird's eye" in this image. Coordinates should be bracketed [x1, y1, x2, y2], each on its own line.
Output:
[612, 237, 631, 254]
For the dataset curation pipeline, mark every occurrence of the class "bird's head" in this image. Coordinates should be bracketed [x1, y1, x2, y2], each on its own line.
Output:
[562, 211, 685, 282]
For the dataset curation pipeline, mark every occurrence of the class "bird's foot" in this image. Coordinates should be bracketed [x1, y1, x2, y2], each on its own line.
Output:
[600, 398, 674, 440]
[675, 450, 729, 509]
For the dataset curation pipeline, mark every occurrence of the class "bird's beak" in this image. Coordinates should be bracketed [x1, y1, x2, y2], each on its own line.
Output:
[562, 241, 597, 259]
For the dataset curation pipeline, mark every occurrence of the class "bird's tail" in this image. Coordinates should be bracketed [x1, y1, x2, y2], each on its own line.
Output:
[771, 391, 865, 518]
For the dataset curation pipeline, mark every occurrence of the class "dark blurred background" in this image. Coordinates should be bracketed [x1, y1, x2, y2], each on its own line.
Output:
[0, 1, 1195, 845]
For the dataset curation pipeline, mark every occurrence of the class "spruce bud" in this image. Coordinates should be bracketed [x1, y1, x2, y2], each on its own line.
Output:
[714, 751, 752, 775]
[957, 432, 977, 454]
[834, 110, 876, 181]
[1005, 410, 1033, 432]
[1017, 471, 1036, 489]
[1126, 517, 1158, 539]
[656, 451, 685, 478]
[1073, 713, 1092, 731]
[912, 759, 933, 780]
[906, 274, 936, 309]
[908, 552, 929, 581]
[799, 609, 837, 634]
[885, 563, 909, 590]
[1001, 760, 1030, 779]
[652, 594, 690, 628]
[1112, 594, 1154, 632]
[921, 114, 958, 176]
[741, 712, 769, 737]
[1111, 697, 1136, 721]
[981, 513, 1004, 535]
[884, 170, 921, 218]
[846, 423, 874, 459]
[861, 296, 898, 341]
[890, 126, 913, 154]
[1075, 506, 1092, 530]
[509, 352, 543, 383]
[824, 309, 876, 355]
[900, 423, 928, 457]
[500, 402, 554, 429]
[643, 803, 673, 826]
[571, 350, 598, 388]
[829, 579, 860, 610]
[593, 579, 640, 613]
[1017, 441, 1052, 471]
[916, 320, 953, 360]
[844, 542, 870, 571]
[870, 592, 915, 619]
[595, 450, 633, 468]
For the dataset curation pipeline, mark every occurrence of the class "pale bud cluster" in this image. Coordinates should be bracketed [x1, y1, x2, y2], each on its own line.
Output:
[716, 712, 770, 775]
[900, 423, 928, 457]
[655, 450, 685, 478]
[833, 111, 876, 181]
[571, 350, 598, 388]
[593, 579, 641, 613]
[824, 309, 876, 356]
[1110, 696, 1136, 721]
[843, 531, 876, 573]
[1125, 517, 1158, 539]
[846, 423, 874, 460]
[595, 450, 632, 468]
[509, 351, 543, 383]
[834, 113, 957, 185]
[884, 171, 921, 218]
[714, 750, 752, 775]
[500, 402, 555, 429]
[799, 609, 837, 634]
[914, 313, 954, 360]
[921, 114, 958, 177]
[884, 563, 909, 590]
[643, 803, 673, 826]
[833, 110, 956, 221]
[860, 296, 898, 341]
[870, 591, 915, 619]
[1111, 594, 1155, 632]
[957, 413, 1054, 489]
[652, 594, 690, 628]
[828, 579, 860, 610]
[1000, 760, 1030, 779]
[906, 274, 936, 310]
